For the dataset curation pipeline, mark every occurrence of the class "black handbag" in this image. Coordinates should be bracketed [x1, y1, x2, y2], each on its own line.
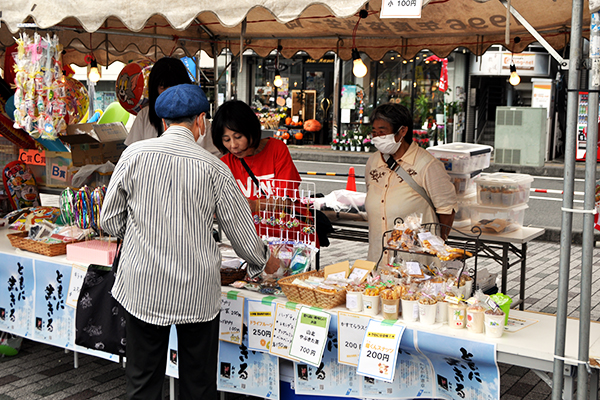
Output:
[75, 239, 126, 356]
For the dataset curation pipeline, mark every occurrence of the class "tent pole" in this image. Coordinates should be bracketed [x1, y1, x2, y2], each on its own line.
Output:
[332, 52, 341, 145]
[551, 0, 583, 398]
[577, 11, 600, 400]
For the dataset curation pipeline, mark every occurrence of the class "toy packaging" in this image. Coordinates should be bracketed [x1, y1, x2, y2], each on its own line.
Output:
[3, 160, 40, 210]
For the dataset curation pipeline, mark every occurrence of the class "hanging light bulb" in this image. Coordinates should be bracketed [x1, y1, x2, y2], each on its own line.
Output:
[352, 48, 367, 78]
[273, 69, 283, 88]
[88, 59, 101, 83]
[509, 62, 520, 86]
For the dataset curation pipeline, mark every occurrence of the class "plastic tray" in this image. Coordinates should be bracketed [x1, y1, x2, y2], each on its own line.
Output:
[470, 203, 528, 234]
[475, 173, 533, 207]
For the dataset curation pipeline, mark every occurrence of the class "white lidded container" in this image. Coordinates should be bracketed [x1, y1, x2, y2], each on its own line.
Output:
[470, 203, 528, 234]
[475, 172, 534, 207]
[448, 170, 482, 196]
[454, 193, 476, 228]
[427, 143, 493, 174]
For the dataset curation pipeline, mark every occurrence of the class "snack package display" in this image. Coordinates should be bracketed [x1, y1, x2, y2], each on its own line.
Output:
[8, 206, 60, 231]
[3, 161, 41, 210]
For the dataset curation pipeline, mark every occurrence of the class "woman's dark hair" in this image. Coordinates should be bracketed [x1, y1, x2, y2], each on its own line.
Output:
[370, 103, 413, 143]
[211, 100, 262, 154]
[148, 57, 193, 135]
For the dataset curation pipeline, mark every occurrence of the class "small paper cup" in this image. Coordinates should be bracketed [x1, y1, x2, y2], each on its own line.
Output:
[419, 303, 437, 325]
[447, 303, 467, 329]
[485, 312, 506, 338]
[363, 294, 380, 316]
[401, 299, 419, 322]
[436, 301, 448, 323]
[381, 298, 400, 320]
[466, 308, 485, 334]
[346, 291, 363, 312]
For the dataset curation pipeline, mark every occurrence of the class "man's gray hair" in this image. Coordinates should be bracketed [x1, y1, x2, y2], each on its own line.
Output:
[164, 115, 198, 127]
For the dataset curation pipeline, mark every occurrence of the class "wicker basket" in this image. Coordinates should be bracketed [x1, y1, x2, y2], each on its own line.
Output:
[7, 231, 76, 257]
[221, 265, 247, 286]
[278, 270, 346, 309]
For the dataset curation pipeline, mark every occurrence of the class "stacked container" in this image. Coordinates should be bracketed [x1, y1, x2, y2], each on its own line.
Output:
[470, 172, 533, 233]
[427, 143, 494, 228]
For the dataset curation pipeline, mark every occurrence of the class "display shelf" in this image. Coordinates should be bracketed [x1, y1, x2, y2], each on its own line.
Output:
[376, 217, 481, 296]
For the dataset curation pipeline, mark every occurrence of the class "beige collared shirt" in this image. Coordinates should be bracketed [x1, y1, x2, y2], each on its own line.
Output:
[365, 142, 457, 262]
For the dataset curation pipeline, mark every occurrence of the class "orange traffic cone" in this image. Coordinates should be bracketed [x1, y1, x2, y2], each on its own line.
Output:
[346, 167, 356, 191]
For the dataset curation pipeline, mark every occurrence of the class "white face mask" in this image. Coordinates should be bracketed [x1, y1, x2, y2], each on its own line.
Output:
[196, 115, 211, 145]
[372, 133, 402, 154]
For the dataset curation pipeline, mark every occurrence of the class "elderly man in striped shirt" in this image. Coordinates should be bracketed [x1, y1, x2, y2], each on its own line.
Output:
[101, 83, 279, 400]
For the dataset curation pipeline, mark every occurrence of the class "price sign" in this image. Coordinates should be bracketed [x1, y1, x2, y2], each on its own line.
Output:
[269, 303, 302, 361]
[220, 291, 244, 344]
[337, 311, 370, 366]
[357, 320, 405, 382]
[380, 0, 423, 19]
[247, 299, 275, 352]
[289, 306, 331, 367]
[66, 264, 87, 308]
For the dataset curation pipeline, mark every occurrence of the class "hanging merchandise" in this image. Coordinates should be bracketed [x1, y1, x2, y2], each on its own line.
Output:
[62, 68, 89, 124]
[12, 33, 78, 141]
[115, 60, 152, 115]
[425, 55, 448, 92]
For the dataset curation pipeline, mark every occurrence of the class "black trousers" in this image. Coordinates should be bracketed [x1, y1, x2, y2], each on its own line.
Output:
[124, 310, 220, 400]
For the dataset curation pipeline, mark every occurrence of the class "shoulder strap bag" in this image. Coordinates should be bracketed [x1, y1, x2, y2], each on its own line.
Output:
[385, 155, 436, 212]
[75, 239, 126, 357]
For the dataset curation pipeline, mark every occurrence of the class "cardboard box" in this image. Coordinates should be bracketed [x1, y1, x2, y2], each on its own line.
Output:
[62, 122, 127, 167]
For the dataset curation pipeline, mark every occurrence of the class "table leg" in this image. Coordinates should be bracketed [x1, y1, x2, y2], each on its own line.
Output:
[564, 367, 575, 400]
[502, 244, 509, 295]
[520, 243, 527, 311]
[170, 376, 175, 400]
[591, 368, 599, 400]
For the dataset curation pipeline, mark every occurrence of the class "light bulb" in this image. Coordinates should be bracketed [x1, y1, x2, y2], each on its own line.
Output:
[352, 48, 368, 78]
[273, 71, 283, 88]
[88, 59, 100, 83]
[509, 63, 520, 86]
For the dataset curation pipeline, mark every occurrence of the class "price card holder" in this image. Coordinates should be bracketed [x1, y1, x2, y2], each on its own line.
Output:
[66, 264, 87, 308]
[289, 306, 331, 367]
[337, 311, 371, 366]
[220, 291, 245, 344]
[247, 299, 276, 352]
[270, 302, 302, 361]
[357, 320, 405, 383]
[348, 260, 375, 283]
[324, 261, 350, 280]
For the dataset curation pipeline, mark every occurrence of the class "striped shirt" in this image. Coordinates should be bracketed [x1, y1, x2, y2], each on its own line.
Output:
[101, 125, 269, 326]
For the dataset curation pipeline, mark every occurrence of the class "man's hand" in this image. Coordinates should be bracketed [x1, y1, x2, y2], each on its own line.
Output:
[264, 254, 280, 275]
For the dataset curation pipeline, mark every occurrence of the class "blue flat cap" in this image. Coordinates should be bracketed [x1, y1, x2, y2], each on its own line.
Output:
[155, 84, 209, 119]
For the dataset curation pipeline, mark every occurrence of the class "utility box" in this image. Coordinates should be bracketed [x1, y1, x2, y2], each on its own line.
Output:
[494, 107, 547, 167]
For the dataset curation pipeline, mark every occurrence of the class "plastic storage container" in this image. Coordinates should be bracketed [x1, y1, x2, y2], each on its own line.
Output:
[454, 193, 476, 228]
[448, 170, 481, 196]
[427, 143, 493, 173]
[475, 173, 533, 207]
[470, 203, 528, 234]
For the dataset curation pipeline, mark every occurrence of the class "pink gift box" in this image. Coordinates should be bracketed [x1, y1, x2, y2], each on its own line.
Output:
[67, 240, 118, 266]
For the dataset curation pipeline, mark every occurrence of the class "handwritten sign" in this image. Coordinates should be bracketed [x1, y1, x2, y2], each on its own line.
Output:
[337, 311, 370, 366]
[380, 0, 423, 19]
[357, 320, 405, 382]
[289, 306, 331, 367]
[247, 299, 275, 352]
[270, 303, 302, 361]
[66, 264, 87, 308]
[19, 149, 45, 165]
[49, 163, 68, 182]
[220, 291, 244, 344]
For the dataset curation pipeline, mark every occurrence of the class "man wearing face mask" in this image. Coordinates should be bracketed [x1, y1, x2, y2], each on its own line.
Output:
[364, 103, 457, 262]
[101, 84, 279, 399]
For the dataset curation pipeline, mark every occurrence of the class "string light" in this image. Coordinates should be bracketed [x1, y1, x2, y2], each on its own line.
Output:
[509, 62, 520, 86]
[351, 9, 369, 78]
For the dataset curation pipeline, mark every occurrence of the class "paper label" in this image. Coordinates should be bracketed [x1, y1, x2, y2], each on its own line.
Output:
[348, 268, 369, 282]
[383, 303, 398, 313]
[219, 292, 244, 344]
[337, 311, 370, 366]
[66, 264, 87, 308]
[405, 261, 423, 277]
[346, 293, 358, 310]
[289, 306, 331, 367]
[270, 303, 302, 361]
[356, 320, 405, 382]
[247, 300, 275, 352]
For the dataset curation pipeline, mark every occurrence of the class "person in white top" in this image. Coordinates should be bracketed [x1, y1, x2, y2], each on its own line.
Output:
[125, 57, 220, 157]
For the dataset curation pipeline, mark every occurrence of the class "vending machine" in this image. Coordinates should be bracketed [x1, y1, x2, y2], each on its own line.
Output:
[576, 92, 600, 161]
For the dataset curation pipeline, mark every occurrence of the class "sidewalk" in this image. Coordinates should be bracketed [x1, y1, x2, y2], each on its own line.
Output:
[1, 237, 599, 399]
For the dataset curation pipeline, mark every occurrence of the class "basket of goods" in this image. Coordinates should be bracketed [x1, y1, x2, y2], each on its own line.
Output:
[278, 270, 347, 309]
[7, 231, 80, 257]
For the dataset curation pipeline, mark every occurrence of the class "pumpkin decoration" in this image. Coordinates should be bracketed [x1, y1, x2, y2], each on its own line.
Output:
[304, 119, 322, 132]
[281, 132, 290, 140]
[294, 132, 304, 140]
[285, 117, 292, 125]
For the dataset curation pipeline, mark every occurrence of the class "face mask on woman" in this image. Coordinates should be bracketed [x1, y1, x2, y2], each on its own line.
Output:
[372, 132, 402, 154]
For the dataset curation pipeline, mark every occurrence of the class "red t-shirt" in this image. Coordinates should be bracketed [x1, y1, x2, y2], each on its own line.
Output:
[221, 138, 301, 201]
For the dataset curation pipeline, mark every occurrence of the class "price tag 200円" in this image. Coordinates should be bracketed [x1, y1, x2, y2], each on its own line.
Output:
[356, 320, 405, 383]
